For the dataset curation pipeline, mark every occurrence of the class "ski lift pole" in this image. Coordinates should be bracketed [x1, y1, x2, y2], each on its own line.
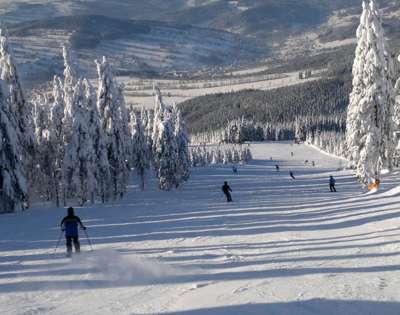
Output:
[54, 229, 63, 256]
[83, 228, 94, 251]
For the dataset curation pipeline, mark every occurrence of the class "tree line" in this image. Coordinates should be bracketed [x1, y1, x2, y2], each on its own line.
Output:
[0, 33, 191, 213]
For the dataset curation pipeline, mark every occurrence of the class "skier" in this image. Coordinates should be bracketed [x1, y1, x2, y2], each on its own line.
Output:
[275, 165, 280, 172]
[232, 165, 238, 174]
[222, 181, 233, 202]
[329, 176, 337, 192]
[60, 207, 86, 257]
[290, 171, 295, 180]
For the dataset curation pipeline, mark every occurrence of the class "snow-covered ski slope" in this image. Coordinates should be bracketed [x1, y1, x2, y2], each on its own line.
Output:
[2, 142, 400, 315]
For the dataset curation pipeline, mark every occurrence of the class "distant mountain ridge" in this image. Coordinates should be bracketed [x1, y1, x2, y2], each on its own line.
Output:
[0, 0, 399, 86]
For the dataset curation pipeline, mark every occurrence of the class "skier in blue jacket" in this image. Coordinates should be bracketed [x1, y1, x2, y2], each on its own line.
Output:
[60, 207, 86, 257]
[329, 176, 337, 192]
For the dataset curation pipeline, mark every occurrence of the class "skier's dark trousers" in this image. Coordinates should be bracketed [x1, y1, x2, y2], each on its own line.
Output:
[222, 181, 233, 202]
[60, 207, 86, 256]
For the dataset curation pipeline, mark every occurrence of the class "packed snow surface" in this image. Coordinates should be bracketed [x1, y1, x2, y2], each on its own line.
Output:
[2, 142, 400, 314]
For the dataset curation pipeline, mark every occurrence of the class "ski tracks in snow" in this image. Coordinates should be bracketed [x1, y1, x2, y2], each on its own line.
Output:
[2, 142, 400, 314]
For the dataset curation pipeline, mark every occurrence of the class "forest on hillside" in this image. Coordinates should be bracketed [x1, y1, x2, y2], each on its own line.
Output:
[180, 73, 351, 136]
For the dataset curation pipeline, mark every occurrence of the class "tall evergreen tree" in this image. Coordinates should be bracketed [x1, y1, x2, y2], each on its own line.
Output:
[62, 43, 76, 120]
[346, 1, 395, 186]
[151, 85, 166, 175]
[0, 29, 34, 210]
[154, 116, 178, 190]
[130, 110, 150, 191]
[31, 92, 53, 201]
[96, 56, 129, 199]
[49, 76, 66, 206]
[84, 78, 110, 202]
[0, 85, 27, 212]
[174, 106, 190, 183]
[64, 79, 97, 205]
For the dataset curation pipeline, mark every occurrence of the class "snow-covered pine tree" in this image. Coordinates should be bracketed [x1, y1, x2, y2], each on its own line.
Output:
[222, 149, 229, 165]
[0, 29, 34, 151]
[130, 110, 149, 191]
[151, 85, 166, 175]
[199, 146, 207, 167]
[173, 106, 190, 184]
[64, 79, 97, 205]
[141, 107, 149, 137]
[96, 56, 130, 199]
[62, 44, 77, 152]
[190, 147, 198, 167]
[62, 43, 76, 119]
[346, 0, 395, 186]
[31, 92, 52, 200]
[83, 78, 110, 203]
[154, 116, 178, 190]
[211, 150, 218, 165]
[55, 44, 78, 205]
[394, 59, 400, 130]
[0, 84, 27, 212]
[233, 147, 241, 163]
[117, 83, 132, 168]
[0, 29, 34, 209]
[371, 1, 396, 172]
[225, 148, 233, 164]
[49, 76, 66, 206]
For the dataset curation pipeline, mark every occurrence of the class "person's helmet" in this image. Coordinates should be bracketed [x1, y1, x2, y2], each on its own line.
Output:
[67, 207, 74, 216]
[224, 181, 228, 185]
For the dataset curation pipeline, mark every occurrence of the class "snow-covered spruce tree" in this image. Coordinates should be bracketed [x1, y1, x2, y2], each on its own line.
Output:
[62, 43, 76, 119]
[0, 87, 27, 212]
[31, 93, 53, 200]
[96, 56, 129, 199]
[141, 107, 150, 137]
[141, 107, 153, 156]
[211, 150, 218, 165]
[49, 76, 66, 206]
[151, 85, 166, 175]
[0, 29, 34, 210]
[222, 149, 229, 165]
[346, 1, 395, 186]
[233, 147, 241, 163]
[173, 106, 190, 184]
[117, 83, 132, 167]
[62, 44, 77, 151]
[0, 30, 34, 151]
[83, 78, 110, 203]
[63, 79, 97, 205]
[154, 116, 178, 190]
[130, 110, 150, 191]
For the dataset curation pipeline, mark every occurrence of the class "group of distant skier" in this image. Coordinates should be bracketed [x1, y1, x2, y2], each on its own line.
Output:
[221, 158, 338, 205]
[59, 157, 338, 257]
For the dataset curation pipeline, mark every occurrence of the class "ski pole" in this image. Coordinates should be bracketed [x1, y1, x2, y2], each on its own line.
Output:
[54, 229, 63, 256]
[83, 229, 94, 251]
